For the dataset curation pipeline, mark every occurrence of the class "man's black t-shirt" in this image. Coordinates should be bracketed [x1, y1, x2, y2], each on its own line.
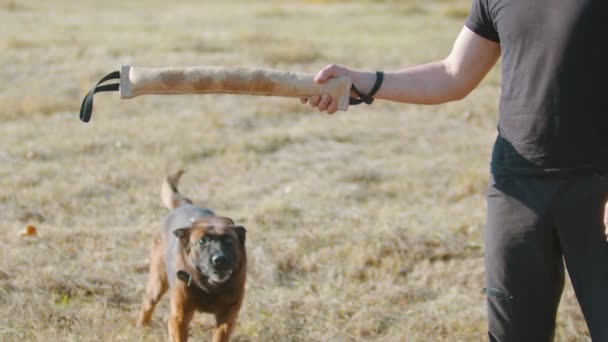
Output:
[465, 0, 608, 175]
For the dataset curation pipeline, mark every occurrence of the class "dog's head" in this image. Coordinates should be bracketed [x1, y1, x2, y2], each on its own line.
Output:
[174, 216, 246, 286]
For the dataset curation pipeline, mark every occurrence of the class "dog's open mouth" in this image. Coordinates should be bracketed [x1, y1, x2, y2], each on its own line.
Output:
[197, 266, 233, 284]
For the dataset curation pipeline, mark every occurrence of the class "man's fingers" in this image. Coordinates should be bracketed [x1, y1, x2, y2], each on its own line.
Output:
[308, 95, 321, 108]
[317, 94, 331, 111]
[302, 93, 337, 114]
[326, 99, 338, 115]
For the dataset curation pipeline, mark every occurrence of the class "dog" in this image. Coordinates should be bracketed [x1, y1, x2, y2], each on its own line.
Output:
[137, 170, 247, 342]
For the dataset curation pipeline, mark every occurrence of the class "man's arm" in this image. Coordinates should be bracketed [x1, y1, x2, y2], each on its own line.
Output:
[304, 26, 501, 114]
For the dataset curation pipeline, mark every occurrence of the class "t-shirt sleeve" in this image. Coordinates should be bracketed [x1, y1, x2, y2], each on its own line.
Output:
[465, 0, 500, 42]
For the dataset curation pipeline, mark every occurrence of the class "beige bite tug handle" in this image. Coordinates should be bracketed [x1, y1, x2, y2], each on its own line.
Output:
[120, 65, 352, 111]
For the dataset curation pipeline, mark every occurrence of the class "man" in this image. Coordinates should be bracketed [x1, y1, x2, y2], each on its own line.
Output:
[302, 1, 608, 341]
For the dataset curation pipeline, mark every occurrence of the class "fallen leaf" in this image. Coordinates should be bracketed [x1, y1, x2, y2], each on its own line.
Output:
[18, 225, 38, 237]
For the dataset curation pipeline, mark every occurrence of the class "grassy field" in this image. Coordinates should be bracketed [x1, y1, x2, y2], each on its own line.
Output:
[0, 0, 590, 341]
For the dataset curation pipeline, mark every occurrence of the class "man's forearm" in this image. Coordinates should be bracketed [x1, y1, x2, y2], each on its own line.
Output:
[351, 27, 500, 106]
[352, 60, 472, 105]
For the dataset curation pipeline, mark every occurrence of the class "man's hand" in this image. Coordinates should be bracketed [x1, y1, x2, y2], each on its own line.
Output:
[301, 65, 374, 115]
[300, 64, 352, 114]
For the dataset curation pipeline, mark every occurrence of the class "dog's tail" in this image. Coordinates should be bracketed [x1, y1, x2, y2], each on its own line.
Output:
[161, 170, 193, 210]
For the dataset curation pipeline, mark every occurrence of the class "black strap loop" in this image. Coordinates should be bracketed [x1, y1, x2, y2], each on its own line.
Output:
[349, 71, 384, 105]
[79, 71, 120, 123]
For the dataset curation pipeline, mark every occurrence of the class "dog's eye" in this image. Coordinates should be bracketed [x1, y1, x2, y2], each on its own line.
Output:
[198, 236, 210, 245]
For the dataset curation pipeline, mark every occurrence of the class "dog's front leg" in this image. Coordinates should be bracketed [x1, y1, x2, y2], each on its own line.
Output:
[168, 287, 194, 342]
[213, 306, 240, 342]
[137, 236, 168, 327]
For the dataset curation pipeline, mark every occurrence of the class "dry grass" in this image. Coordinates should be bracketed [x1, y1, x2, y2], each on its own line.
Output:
[0, 0, 589, 341]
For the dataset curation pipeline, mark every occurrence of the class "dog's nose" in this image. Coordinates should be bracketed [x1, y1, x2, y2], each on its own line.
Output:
[212, 254, 228, 267]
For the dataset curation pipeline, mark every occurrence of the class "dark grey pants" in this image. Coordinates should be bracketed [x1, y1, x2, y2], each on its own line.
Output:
[485, 172, 608, 342]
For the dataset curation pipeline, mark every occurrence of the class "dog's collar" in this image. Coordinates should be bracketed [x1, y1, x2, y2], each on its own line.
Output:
[176, 270, 192, 287]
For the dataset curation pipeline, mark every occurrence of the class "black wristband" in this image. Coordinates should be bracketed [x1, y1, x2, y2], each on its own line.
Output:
[349, 71, 384, 105]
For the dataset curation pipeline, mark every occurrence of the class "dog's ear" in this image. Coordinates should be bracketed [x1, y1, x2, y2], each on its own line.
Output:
[173, 227, 191, 248]
[233, 226, 246, 246]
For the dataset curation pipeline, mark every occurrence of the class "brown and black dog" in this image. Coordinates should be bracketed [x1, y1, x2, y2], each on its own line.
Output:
[137, 170, 246, 342]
